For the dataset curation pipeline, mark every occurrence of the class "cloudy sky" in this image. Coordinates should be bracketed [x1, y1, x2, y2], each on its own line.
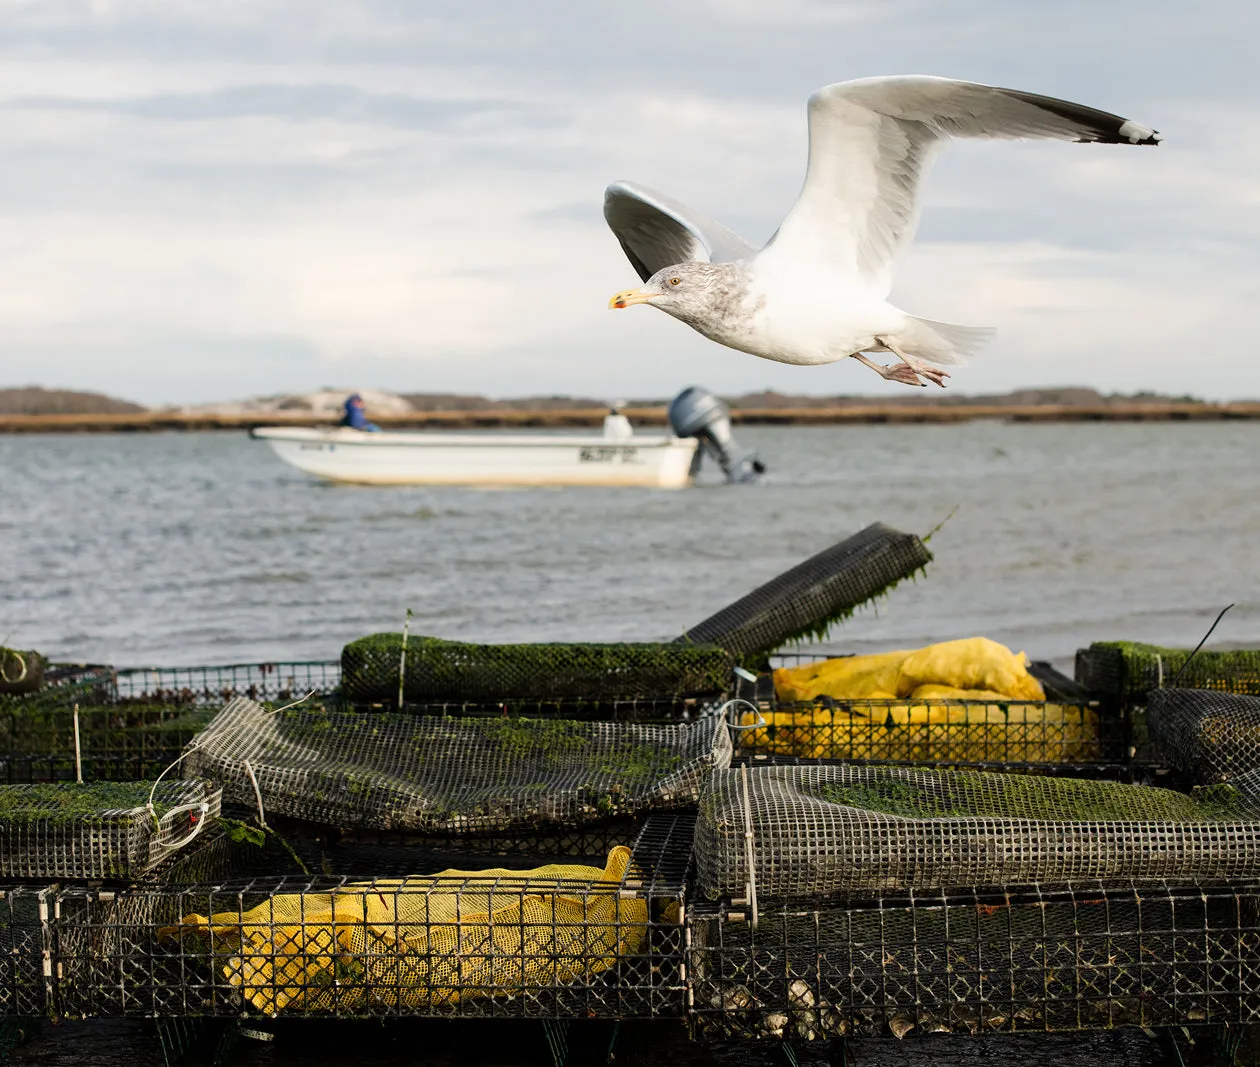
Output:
[1, 0, 1256, 405]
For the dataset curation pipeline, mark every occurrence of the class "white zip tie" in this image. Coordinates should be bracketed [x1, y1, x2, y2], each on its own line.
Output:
[0, 648, 26, 685]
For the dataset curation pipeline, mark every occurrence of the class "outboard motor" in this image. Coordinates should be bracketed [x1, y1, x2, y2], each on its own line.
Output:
[668, 386, 765, 483]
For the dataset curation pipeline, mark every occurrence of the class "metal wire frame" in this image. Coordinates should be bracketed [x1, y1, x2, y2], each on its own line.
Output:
[49, 815, 694, 1022]
[0, 886, 54, 1019]
[1, 704, 215, 786]
[0, 664, 115, 709]
[343, 695, 721, 723]
[743, 654, 1134, 775]
[112, 662, 342, 708]
[0, 781, 223, 881]
[687, 879, 1260, 1041]
[273, 817, 653, 876]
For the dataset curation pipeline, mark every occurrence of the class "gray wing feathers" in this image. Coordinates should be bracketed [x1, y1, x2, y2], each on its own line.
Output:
[768, 76, 1160, 294]
[604, 181, 756, 281]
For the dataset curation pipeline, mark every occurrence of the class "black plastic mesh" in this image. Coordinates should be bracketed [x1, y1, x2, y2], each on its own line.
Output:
[184, 698, 730, 833]
[1077, 643, 1260, 703]
[694, 764, 1260, 901]
[51, 815, 693, 1021]
[688, 880, 1260, 1039]
[677, 523, 932, 657]
[0, 780, 222, 880]
[1147, 689, 1260, 784]
[340, 636, 731, 708]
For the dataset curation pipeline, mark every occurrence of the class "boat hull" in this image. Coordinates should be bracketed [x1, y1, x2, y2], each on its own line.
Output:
[251, 427, 699, 488]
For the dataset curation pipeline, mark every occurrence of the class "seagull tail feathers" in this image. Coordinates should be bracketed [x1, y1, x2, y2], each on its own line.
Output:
[899, 316, 996, 367]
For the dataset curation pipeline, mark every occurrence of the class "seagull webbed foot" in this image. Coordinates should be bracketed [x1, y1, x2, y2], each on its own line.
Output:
[876, 337, 951, 389]
[852, 352, 927, 387]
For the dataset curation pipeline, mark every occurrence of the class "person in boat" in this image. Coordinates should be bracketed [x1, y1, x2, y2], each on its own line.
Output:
[602, 400, 633, 441]
[340, 393, 381, 432]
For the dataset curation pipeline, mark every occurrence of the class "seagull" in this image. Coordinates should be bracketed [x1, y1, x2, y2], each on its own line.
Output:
[605, 76, 1159, 388]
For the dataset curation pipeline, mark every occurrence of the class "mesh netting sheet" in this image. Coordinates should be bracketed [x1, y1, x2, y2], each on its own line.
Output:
[1077, 643, 1260, 703]
[1148, 689, 1260, 783]
[678, 523, 932, 657]
[688, 880, 1260, 1039]
[342, 636, 731, 706]
[0, 781, 222, 881]
[695, 764, 1260, 900]
[185, 698, 731, 833]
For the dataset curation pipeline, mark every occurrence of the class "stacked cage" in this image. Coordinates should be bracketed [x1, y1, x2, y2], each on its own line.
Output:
[49, 635, 736, 1023]
[732, 652, 1121, 775]
[1076, 643, 1260, 769]
[0, 661, 339, 785]
[687, 763, 1260, 1042]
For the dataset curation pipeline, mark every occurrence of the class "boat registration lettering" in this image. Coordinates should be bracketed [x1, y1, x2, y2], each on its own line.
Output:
[299, 443, 335, 452]
[579, 446, 639, 464]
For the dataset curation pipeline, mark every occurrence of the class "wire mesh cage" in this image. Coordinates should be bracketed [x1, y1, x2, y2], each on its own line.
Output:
[733, 650, 1125, 774]
[1148, 689, 1260, 784]
[0, 663, 114, 708]
[50, 814, 693, 1021]
[341, 635, 732, 711]
[0, 886, 54, 1018]
[112, 662, 342, 708]
[1, 703, 215, 784]
[275, 817, 652, 877]
[687, 879, 1260, 1041]
[0, 780, 222, 881]
[693, 764, 1260, 902]
[1076, 644, 1260, 705]
[184, 698, 730, 834]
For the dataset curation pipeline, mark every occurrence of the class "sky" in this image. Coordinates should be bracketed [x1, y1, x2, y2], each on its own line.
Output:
[0, 0, 1257, 406]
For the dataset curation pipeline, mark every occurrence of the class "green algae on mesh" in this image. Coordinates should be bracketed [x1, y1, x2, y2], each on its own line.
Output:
[816, 769, 1251, 822]
[340, 633, 733, 704]
[0, 782, 172, 824]
[1088, 641, 1260, 698]
[478, 717, 588, 760]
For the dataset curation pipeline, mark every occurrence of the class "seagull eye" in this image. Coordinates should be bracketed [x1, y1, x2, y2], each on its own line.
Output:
[669, 277, 681, 286]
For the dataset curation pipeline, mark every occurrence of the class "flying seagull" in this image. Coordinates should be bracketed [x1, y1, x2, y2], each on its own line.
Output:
[605, 76, 1159, 388]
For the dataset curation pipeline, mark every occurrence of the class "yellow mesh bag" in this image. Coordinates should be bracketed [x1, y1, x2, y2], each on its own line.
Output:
[161, 846, 647, 1015]
[753, 640, 1095, 763]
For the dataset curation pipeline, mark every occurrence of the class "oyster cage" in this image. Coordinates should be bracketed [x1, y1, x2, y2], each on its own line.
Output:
[735, 654, 1127, 774]
[1148, 689, 1260, 784]
[0, 886, 54, 1018]
[112, 662, 342, 708]
[1, 703, 215, 784]
[1076, 644, 1260, 706]
[50, 814, 693, 1021]
[0, 781, 223, 881]
[184, 698, 730, 834]
[694, 764, 1260, 901]
[687, 880, 1260, 1041]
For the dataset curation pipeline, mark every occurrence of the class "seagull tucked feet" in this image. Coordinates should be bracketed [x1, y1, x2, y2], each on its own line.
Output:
[605, 75, 1160, 388]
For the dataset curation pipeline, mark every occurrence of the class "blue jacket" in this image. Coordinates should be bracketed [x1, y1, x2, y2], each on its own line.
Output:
[339, 395, 380, 432]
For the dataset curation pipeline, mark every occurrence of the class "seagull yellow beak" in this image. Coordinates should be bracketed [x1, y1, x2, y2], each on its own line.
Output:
[608, 287, 656, 309]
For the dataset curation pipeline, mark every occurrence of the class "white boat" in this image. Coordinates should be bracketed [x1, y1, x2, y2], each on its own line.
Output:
[249, 425, 700, 488]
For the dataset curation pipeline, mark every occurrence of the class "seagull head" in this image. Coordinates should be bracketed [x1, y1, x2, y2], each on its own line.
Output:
[608, 262, 734, 324]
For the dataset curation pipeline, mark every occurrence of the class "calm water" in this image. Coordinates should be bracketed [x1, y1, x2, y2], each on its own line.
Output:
[3, 422, 1258, 669]
[3, 423, 1258, 1066]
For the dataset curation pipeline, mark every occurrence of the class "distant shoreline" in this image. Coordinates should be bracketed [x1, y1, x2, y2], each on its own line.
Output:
[4, 401, 1260, 433]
